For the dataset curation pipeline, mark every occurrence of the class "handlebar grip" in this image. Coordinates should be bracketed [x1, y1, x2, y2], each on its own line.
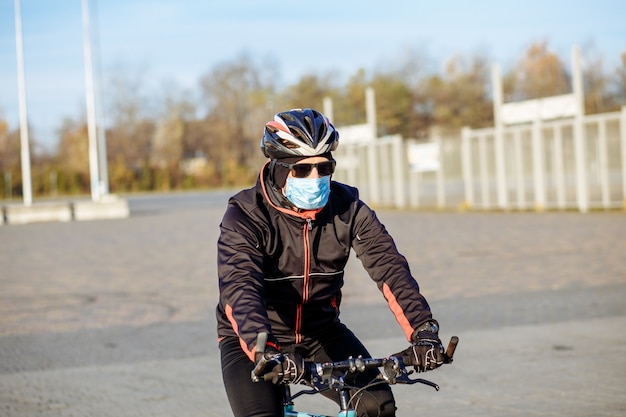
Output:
[251, 332, 269, 380]
[256, 332, 268, 356]
[445, 336, 459, 362]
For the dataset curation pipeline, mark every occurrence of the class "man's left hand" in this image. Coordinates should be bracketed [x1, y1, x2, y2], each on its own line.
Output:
[394, 320, 445, 372]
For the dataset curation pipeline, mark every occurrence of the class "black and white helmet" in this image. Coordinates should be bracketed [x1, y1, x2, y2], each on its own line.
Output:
[261, 108, 339, 159]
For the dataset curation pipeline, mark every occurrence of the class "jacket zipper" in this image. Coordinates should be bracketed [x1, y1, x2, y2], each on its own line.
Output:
[258, 164, 323, 346]
[295, 218, 312, 344]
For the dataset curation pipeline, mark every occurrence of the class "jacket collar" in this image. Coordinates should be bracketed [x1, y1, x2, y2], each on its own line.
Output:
[259, 161, 323, 221]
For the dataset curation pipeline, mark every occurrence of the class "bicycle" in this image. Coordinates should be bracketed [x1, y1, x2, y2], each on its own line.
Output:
[251, 332, 459, 417]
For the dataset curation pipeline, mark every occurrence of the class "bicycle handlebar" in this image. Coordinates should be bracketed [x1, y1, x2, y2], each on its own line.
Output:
[251, 332, 459, 388]
[445, 335, 459, 361]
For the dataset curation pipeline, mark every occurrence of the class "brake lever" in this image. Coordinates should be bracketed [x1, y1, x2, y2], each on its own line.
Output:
[394, 370, 440, 391]
[389, 357, 441, 391]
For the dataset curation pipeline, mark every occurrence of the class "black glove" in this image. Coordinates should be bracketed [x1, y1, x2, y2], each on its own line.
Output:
[255, 349, 307, 385]
[394, 320, 445, 372]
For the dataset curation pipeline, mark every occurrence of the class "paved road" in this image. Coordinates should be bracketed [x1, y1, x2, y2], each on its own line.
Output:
[1, 191, 625, 417]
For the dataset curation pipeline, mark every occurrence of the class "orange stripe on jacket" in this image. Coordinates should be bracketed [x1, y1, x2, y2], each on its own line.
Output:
[225, 304, 256, 361]
[382, 282, 414, 342]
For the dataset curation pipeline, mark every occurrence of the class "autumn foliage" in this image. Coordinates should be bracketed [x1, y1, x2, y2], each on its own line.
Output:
[1, 42, 625, 198]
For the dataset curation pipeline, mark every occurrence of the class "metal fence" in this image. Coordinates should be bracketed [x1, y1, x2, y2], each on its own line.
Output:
[333, 107, 626, 212]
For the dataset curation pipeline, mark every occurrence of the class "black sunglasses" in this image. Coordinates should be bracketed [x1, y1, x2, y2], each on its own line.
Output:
[276, 160, 336, 178]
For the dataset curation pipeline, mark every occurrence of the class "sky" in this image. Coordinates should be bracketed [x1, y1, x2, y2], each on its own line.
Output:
[0, 0, 625, 150]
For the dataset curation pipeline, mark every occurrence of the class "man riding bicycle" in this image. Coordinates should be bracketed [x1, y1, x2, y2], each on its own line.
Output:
[216, 108, 445, 417]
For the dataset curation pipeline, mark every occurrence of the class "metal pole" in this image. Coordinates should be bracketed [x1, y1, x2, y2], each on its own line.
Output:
[491, 63, 508, 210]
[436, 137, 445, 209]
[81, 0, 101, 201]
[92, 0, 109, 195]
[392, 136, 406, 208]
[513, 130, 525, 209]
[461, 127, 474, 209]
[365, 87, 377, 138]
[597, 119, 609, 209]
[531, 116, 546, 211]
[323, 96, 334, 122]
[621, 106, 626, 209]
[553, 126, 566, 209]
[407, 140, 420, 208]
[478, 134, 489, 209]
[367, 142, 380, 205]
[14, 0, 33, 206]
[572, 46, 588, 212]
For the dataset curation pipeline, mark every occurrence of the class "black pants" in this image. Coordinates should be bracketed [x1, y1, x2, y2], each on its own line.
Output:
[220, 323, 396, 417]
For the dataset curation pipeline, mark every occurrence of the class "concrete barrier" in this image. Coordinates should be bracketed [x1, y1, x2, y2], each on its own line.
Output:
[3, 202, 73, 225]
[72, 195, 130, 221]
[1, 195, 129, 225]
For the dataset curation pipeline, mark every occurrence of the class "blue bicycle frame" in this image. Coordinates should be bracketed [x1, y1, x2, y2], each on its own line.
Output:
[284, 403, 342, 416]
[283, 385, 355, 417]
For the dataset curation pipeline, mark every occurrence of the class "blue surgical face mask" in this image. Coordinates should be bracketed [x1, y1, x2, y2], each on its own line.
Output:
[285, 176, 331, 210]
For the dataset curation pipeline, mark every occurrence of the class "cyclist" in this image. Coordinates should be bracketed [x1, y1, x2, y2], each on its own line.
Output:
[216, 108, 445, 417]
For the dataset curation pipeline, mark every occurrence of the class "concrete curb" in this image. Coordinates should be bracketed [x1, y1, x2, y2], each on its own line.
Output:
[2, 195, 129, 225]
[73, 195, 130, 221]
[3, 201, 72, 225]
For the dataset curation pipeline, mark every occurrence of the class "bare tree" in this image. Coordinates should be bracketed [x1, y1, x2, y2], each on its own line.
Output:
[279, 73, 338, 113]
[371, 72, 416, 138]
[419, 53, 492, 134]
[335, 68, 370, 127]
[506, 40, 570, 101]
[53, 118, 91, 194]
[617, 51, 626, 106]
[150, 82, 194, 168]
[0, 117, 20, 197]
[198, 53, 277, 184]
[584, 46, 613, 114]
[375, 46, 433, 139]
[105, 67, 156, 173]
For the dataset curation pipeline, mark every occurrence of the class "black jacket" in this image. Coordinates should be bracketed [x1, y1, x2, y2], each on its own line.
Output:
[216, 164, 432, 360]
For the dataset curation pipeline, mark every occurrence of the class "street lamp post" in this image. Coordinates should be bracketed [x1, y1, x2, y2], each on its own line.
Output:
[13, 0, 33, 206]
[81, 0, 102, 201]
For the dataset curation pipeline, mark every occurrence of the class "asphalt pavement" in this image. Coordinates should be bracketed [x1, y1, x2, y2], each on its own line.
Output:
[1, 191, 625, 417]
